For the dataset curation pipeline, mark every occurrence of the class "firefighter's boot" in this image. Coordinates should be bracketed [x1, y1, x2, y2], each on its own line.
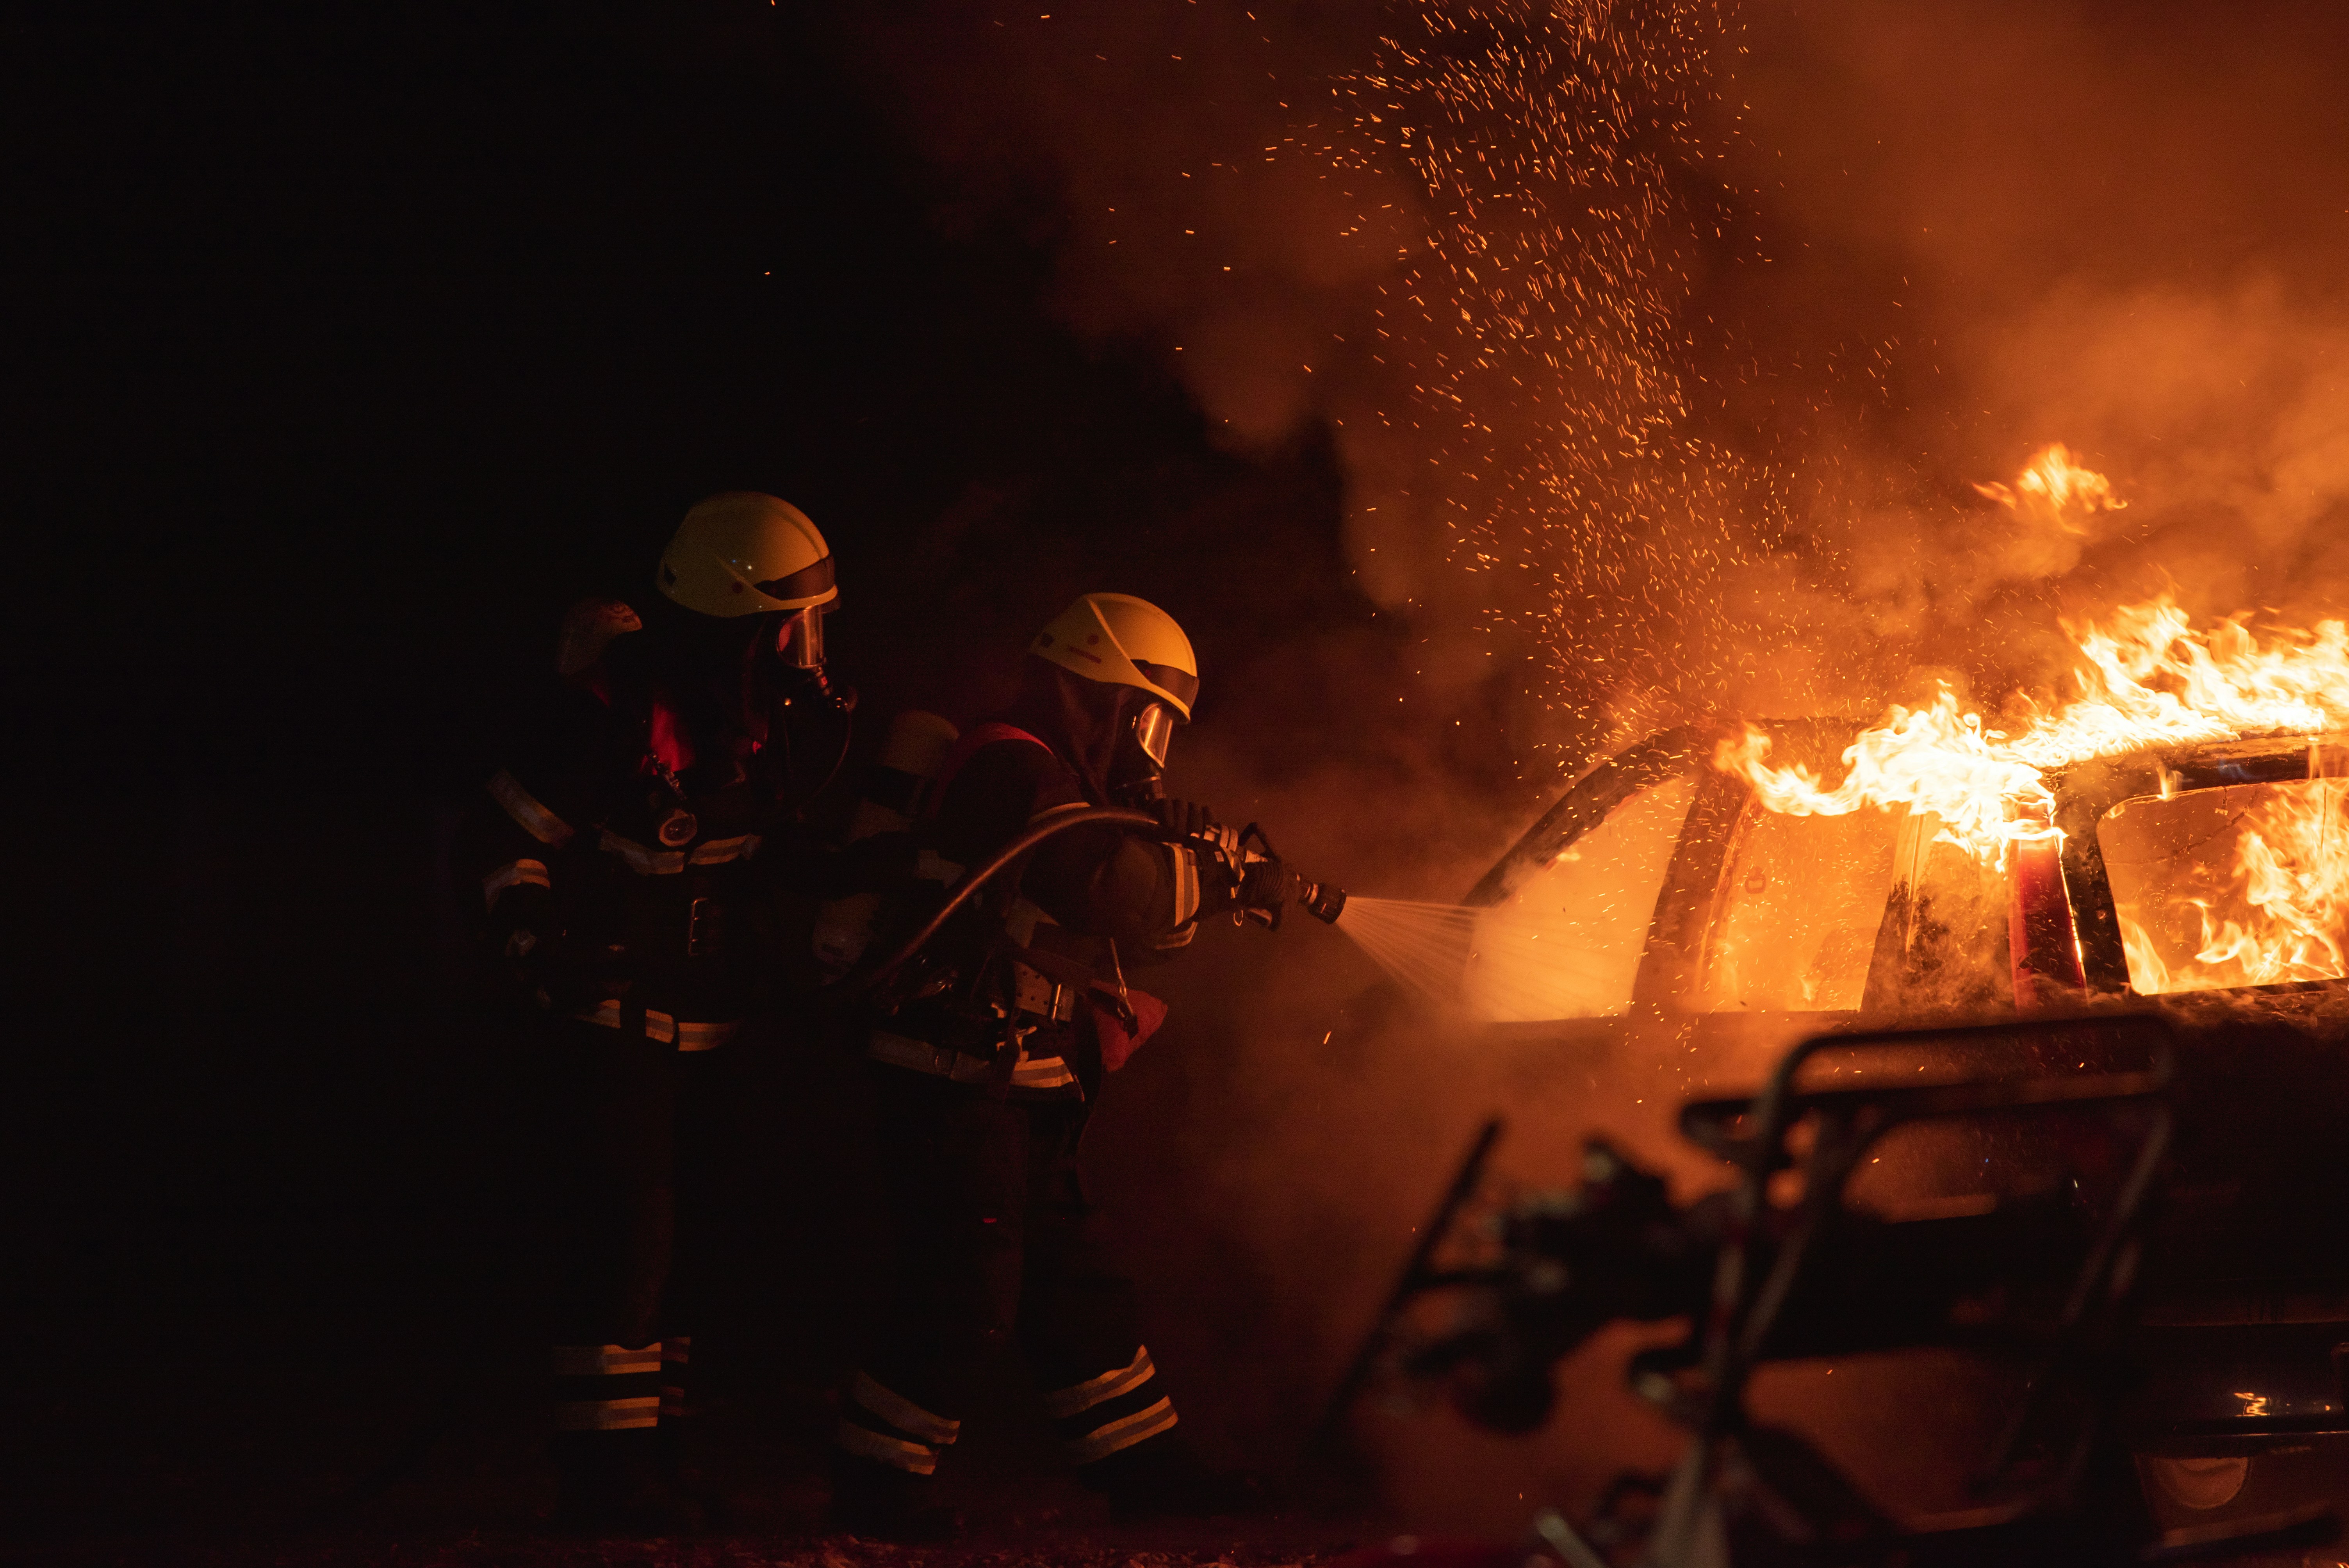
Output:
[652, 1336, 735, 1529]
[547, 1341, 706, 1534]
[827, 1452, 962, 1542]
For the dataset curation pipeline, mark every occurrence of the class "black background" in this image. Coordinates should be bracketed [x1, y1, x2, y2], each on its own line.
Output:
[7, 5, 1471, 1537]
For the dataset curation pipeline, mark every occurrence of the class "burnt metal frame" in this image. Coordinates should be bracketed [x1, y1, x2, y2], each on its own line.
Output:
[1463, 725, 1734, 909]
[1317, 1016, 2187, 1563]
[1605, 1016, 2179, 1563]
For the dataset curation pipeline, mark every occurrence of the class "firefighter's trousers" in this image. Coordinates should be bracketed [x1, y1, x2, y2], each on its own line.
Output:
[836, 1071, 1179, 1480]
[538, 1016, 720, 1443]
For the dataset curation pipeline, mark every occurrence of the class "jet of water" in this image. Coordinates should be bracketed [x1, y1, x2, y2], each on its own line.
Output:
[1334, 896, 1480, 1006]
[1337, 894, 1634, 1019]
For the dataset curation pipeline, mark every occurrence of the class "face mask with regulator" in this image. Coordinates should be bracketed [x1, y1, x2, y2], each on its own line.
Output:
[768, 603, 854, 716]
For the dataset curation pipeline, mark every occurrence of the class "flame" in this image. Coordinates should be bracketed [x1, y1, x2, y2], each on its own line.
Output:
[2013, 599, 2349, 768]
[1716, 448, 2349, 995]
[2121, 778, 2349, 994]
[1972, 442, 2128, 535]
[1723, 598, 2349, 858]
[1713, 690, 2054, 853]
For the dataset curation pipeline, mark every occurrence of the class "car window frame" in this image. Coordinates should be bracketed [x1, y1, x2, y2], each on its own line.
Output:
[1467, 719, 1879, 1018]
[2053, 732, 2349, 998]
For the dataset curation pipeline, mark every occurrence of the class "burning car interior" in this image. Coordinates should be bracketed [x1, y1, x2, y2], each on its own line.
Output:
[1456, 719, 2349, 1025]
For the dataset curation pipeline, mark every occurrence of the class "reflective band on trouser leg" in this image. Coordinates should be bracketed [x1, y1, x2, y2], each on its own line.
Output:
[573, 1000, 679, 1044]
[569, 1001, 742, 1053]
[672, 1019, 738, 1053]
[835, 1370, 961, 1475]
[850, 1371, 960, 1445]
[660, 1336, 690, 1421]
[837, 1421, 939, 1475]
[1047, 1346, 1179, 1465]
[1041, 1345, 1156, 1419]
[551, 1343, 663, 1431]
[1066, 1397, 1178, 1465]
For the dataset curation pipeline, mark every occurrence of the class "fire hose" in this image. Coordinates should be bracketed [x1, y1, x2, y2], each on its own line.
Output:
[350, 818, 1337, 1506]
[846, 805, 1346, 994]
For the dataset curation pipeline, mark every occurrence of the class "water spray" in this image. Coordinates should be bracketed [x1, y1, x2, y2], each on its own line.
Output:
[1330, 897, 1479, 1007]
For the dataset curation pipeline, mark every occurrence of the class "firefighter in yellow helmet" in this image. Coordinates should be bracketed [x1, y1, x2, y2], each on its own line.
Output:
[460, 492, 878, 1531]
[830, 593, 1269, 1539]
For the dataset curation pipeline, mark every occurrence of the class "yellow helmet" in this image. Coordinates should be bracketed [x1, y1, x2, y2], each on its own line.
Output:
[656, 492, 837, 617]
[1030, 593, 1199, 721]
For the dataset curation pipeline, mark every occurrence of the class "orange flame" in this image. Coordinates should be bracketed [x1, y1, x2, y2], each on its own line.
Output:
[1718, 449, 2349, 996]
[2120, 778, 2349, 994]
[1723, 453, 2349, 845]
[1722, 597, 2349, 859]
[1972, 442, 2128, 535]
[1713, 690, 2054, 854]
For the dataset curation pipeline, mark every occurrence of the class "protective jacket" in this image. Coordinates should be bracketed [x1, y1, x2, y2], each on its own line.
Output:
[462, 600, 863, 1454]
[461, 608, 854, 1051]
[867, 723, 1211, 1100]
[839, 719, 1219, 1491]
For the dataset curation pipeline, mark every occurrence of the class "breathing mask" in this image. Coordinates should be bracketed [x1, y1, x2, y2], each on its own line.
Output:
[777, 604, 828, 670]
[1109, 700, 1177, 806]
[750, 602, 854, 722]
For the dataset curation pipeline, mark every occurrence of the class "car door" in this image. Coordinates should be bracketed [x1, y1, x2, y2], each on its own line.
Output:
[1462, 720, 2015, 1085]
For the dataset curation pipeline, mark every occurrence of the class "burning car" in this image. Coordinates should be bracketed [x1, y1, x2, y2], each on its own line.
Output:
[1341, 598, 2349, 1560]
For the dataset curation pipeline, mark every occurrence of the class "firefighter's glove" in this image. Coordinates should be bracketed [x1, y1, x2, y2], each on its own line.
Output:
[1154, 798, 1251, 917]
[1154, 798, 1244, 884]
[1235, 857, 1294, 915]
[1153, 797, 1220, 842]
[489, 885, 602, 1014]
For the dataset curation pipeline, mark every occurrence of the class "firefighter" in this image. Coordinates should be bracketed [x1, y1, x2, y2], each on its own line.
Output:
[461, 492, 866, 1531]
[831, 593, 1274, 1539]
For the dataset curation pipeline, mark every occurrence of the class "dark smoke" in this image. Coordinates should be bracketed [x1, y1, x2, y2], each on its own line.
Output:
[1724, 0, 2349, 718]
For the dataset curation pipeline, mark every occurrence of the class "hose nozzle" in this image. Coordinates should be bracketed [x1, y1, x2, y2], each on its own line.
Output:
[1165, 814, 1346, 929]
[1296, 877, 1347, 925]
[1234, 863, 1344, 931]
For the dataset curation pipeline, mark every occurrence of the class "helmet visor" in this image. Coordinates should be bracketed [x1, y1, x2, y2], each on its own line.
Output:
[1133, 701, 1176, 768]
[753, 552, 835, 607]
